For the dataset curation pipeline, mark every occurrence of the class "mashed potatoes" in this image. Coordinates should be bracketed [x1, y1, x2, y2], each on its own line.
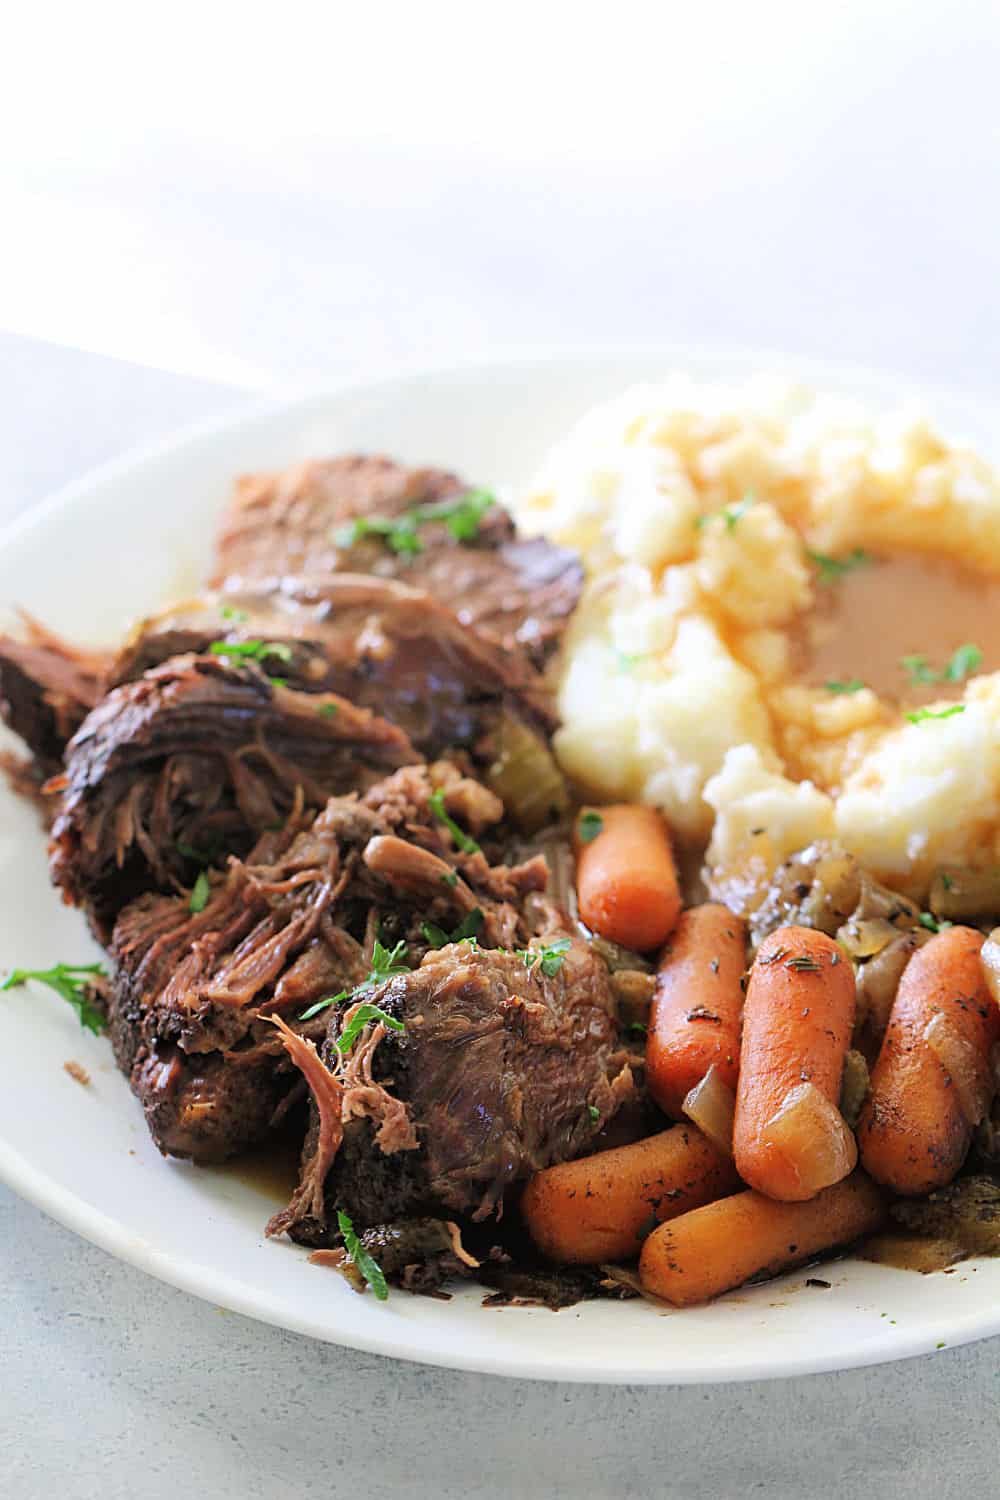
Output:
[516, 375, 1000, 897]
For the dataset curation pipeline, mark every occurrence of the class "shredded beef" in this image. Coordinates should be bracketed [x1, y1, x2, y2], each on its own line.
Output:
[108, 574, 557, 758]
[272, 931, 634, 1245]
[49, 654, 418, 937]
[0, 616, 107, 774]
[107, 763, 542, 1162]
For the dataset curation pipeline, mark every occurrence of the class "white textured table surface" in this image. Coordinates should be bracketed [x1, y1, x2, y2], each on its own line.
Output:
[2, 333, 1000, 1497]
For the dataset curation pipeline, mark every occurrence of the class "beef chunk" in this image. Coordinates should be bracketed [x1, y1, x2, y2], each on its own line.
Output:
[108, 764, 545, 1162]
[113, 579, 563, 756]
[271, 928, 635, 1245]
[50, 654, 418, 937]
[109, 575, 557, 757]
[209, 454, 583, 668]
[0, 617, 107, 774]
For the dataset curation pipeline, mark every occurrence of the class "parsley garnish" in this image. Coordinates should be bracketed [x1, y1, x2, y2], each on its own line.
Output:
[2, 963, 106, 1035]
[918, 912, 952, 933]
[517, 937, 572, 978]
[440, 870, 459, 889]
[578, 810, 604, 844]
[824, 678, 865, 695]
[901, 654, 939, 687]
[906, 705, 966, 725]
[333, 1001, 406, 1054]
[428, 788, 480, 854]
[941, 873, 955, 892]
[944, 643, 983, 681]
[299, 940, 412, 1022]
[697, 492, 755, 532]
[337, 1210, 389, 1301]
[588, 1104, 600, 1124]
[785, 954, 822, 972]
[298, 989, 347, 1022]
[421, 909, 484, 950]
[902, 644, 982, 690]
[335, 489, 496, 557]
[317, 702, 339, 718]
[189, 870, 211, 913]
[807, 548, 872, 585]
[220, 605, 249, 623]
[210, 639, 293, 666]
[625, 1020, 647, 1038]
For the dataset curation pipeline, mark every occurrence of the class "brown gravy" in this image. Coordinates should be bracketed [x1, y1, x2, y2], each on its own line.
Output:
[858, 1232, 967, 1274]
[223, 1138, 301, 1203]
[792, 553, 1000, 704]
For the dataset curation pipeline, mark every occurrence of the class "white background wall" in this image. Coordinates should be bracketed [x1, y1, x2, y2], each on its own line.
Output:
[3, 1, 998, 393]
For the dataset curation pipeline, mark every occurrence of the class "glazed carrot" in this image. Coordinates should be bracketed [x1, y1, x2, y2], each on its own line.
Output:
[639, 1171, 886, 1306]
[858, 925, 1000, 1197]
[646, 904, 748, 1119]
[574, 805, 681, 953]
[520, 1124, 740, 1265]
[733, 926, 857, 1202]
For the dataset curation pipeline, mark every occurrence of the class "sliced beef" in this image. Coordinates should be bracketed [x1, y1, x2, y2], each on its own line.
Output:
[269, 922, 635, 1247]
[209, 454, 583, 667]
[109, 574, 558, 761]
[107, 763, 546, 1162]
[0, 615, 107, 775]
[50, 654, 418, 938]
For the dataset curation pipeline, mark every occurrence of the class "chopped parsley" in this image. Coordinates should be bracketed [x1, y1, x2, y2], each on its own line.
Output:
[941, 872, 955, 892]
[517, 937, 572, 978]
[577, 810, 604, 845]
[189, 870, 211, 913]
[785, 954, 822, 972]
[299, 939, 412, 1023]
[944, 643, 983, 681]
[625, 1020, 647, 1038]
[421, 908, 484, 949]
[333, 1001, 406, 1055]
[807, 548, 872, 585]
[335, 489, 497, 557]
[900, 654, 939, 687]
[902, 644, 982, 689]
[697, 492, 755, 532]
[220, 605, 249, 623]
[824, 678, 865, 695]
[210, 639, 293, 666]
[428, 788, 480, 854]
[337, 1210, 389, 1300]
[440, 870, 459, 889]
[906, 705, 966, 725]
[588, 1104, 601, 1124]
[317, 702, 339, 718]
[2, 962, 106, 1035]
[918, 912, 953, 933]
[615, 650, 645, 672]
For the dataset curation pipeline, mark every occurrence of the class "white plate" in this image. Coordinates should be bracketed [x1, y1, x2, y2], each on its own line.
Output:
[3, 347, 1000, 1384]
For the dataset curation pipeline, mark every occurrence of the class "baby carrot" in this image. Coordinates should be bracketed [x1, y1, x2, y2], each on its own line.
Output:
[574, 804, 681, 953]
[520, 1124, 740, 1264]
[646, 904, 747, 1119]
[639, 1171, 886, 1306]
[858, 925, 1000, 1196]
[733, 926, 857, 1202]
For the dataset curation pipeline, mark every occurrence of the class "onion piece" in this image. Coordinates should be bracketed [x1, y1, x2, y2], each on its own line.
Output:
[838, 1049, 870, 1129]
[836, 917, 897, 960]
[922, 1012, 990, 1127]
[979, 929, 1000, 1011]
[761, 1081, 858, 1197]
[682, 1065, 736, 1160]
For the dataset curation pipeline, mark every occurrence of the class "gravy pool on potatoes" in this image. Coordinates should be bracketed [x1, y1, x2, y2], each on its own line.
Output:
[791, 553, 1000, 705]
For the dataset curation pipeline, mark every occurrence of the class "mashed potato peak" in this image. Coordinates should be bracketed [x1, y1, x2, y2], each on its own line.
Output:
[517, 376, 1000, 895]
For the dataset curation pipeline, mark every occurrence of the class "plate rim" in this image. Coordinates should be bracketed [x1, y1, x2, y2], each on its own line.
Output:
[4, 342, 1000, 1383]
